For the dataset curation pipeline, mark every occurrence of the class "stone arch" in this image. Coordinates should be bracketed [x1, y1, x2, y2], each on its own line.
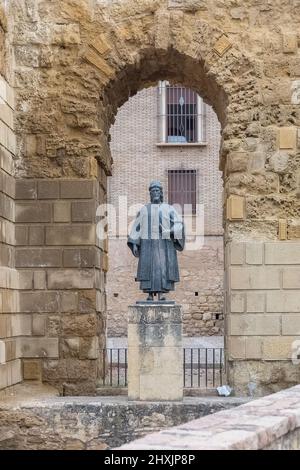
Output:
[10, 0, 300, 396]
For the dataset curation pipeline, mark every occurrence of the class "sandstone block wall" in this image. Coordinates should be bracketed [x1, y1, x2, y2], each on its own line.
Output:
[227, 241, 300, 395]
[0, 63, 21, 389]
[14, 176, 107, 394]
[0, 0, 300, 394]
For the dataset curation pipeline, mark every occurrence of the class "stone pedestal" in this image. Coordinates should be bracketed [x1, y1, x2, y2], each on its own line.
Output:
[128, 303, 183, 401]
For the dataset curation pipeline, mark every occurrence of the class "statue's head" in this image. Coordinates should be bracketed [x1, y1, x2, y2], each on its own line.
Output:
[149, 180, 163, 204]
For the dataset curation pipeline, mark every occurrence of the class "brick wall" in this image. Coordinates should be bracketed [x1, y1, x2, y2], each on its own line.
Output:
[107, 86, 224, 337]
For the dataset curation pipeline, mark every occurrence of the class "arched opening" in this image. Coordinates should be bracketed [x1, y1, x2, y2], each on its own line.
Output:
[99, 45, 228, 390]
[106, 80, 224, 390]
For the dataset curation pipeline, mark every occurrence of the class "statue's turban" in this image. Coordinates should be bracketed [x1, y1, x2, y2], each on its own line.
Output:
[149, 180, 162, 191]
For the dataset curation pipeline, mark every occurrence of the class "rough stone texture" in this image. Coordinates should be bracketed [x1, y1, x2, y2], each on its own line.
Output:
[119, 385, 300, 450]
[128, 304, 183, 401]
[107, 86, 224, 337]
[1, 0, 300, 395]
[0, 383, 247, 450]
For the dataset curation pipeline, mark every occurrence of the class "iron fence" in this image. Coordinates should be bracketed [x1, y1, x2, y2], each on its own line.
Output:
[100, 347, 224, 389]
[183, 348, 224, 389]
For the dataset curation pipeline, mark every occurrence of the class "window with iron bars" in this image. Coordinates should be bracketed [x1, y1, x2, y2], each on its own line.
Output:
[158, 81, 206, 144]
[168, 170, 197, 215]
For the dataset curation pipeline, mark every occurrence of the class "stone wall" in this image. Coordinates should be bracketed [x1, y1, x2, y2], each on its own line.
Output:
[0, 75, 20, 390]
[0, 392, 247, 449]
[107, 86, 224, 337]
[14, 176, 107, 395]
[0, 0, 300, 394]
[120, 384, 300, 450]
[227, 241, 300, 396]
[0, 1, 20, 391]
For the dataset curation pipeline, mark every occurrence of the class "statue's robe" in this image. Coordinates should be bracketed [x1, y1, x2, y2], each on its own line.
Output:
[128, 203, 185, 293]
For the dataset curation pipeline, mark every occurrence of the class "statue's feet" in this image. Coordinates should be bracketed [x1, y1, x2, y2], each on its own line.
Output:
[158, 293, 167, 301]
[146, 294, 154, 301]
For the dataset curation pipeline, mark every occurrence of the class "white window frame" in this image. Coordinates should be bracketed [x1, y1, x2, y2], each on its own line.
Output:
[157, 81, 207, 146]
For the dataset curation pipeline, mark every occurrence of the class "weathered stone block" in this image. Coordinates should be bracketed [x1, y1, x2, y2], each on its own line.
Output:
[53, 201, 71, 222]
[17, 337, 59, 358]
[71, 201, 95, 222]
[128, 304, 183, 401]
[79, 337, 98, 359]
[46, 225, 95, 245]
[10, 314, 31, 336]
[282, 268, 300, 288]
[16, 179, 37, 199]
[20, 292, 59, 313]
[226, 195, 245, 220]
[60, 292, 78, 312]
[4, 338, 17, 362]
[37, 180, 59, 199]
[230, 314, 281, 336]
[33, 271, 46, 290]
[60, 180, 94, 199]
[265, 242, 300, 264]
[32, 314, 46, 336]
[278, 127, 297, 150]
[42, 358, 97, 382]
[262, 336, 299, 360]
[16, 203, 52, 222]
[231, 267, 281, 290]
[278, 219, 287, 240]
[47, 269, 94, 289]
[246, 292, 265, 313]
[23, 359, 42, 380]
[28, 226, 45, 245]
[61, 314, 97, 336]
[84, 48, 115, 79]
[90, 35, 111, 55]
[15, 225, 27, 245]
[0, 120, 16, 153]
[228, 337, 245, 359]
[282, 33, 297, 53]
[282, 315, 300, 335]
[16, 248, 62, 267]
[266, 291, 300, 312]
[18, 271, 33, 289]
[227, 152, 248, 173]
[231, 293, 245, 313]
[245, 243, 263, 265]
[79, 290, 96, 313]
[245, 337, 262, 359]
[63, 248, 95, 267]
[229, 242, 244, 265]
[6, 359, 21, 387]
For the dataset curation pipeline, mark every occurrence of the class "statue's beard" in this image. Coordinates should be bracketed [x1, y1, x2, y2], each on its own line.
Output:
[151, 196, 161, 203]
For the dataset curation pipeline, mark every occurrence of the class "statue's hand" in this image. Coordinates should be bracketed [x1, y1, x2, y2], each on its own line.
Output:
[133, 244, 139, 257]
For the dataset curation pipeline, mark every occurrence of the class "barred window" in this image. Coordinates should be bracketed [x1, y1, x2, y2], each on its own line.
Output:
[168, 170, 197, 215]
[158, 82, 206, 144]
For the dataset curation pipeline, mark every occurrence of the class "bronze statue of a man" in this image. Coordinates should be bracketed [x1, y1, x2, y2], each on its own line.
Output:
[128, 181, 185, 301]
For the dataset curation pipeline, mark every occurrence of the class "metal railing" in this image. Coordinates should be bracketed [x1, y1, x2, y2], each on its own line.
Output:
[183, 348, 224, 389]
[100, 347, 224, 389]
